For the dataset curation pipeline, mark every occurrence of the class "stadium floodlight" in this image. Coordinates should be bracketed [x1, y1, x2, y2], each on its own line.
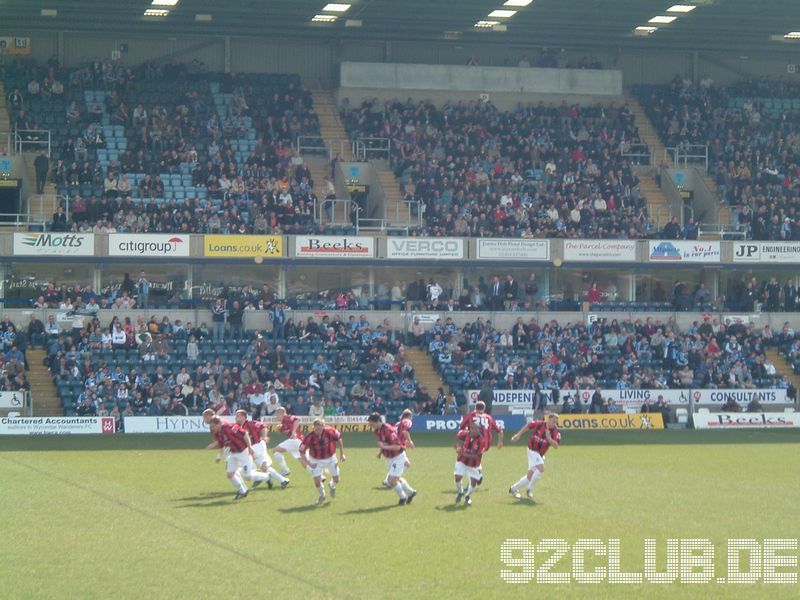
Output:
[312, 14, 338, 22]
[648, 16, 677, 24]
[634, 26, 658, 36]
[144, 9, 169, 17]
[488, 10, 517, 18]
[151, 0, 180, 6]
[475, 20, 501, 28]
[323, 3, 351, 11]
[784, 32, 800, 39]
[503, 0, 533, 6]
[666, 4, 697, 12]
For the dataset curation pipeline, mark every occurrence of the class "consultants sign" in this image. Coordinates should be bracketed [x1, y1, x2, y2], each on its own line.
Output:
[386, 237, 464, 260]
[204, 235, 282, 258]
[109, 234, 190, 257]
[692, 389, 787, 405]
[0, 416, 114, 435]
[294, 235, 375, 258]
[648, 240, 720, 263]
[13, 233, 94, 256]
[476, 239, 550, 261]
[563, 240, 637, 262]
[693, 412, 799, 430]
[733, 242, 800, 263]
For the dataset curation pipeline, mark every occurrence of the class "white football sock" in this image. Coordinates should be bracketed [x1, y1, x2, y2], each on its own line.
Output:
[513, 475, 530, 491]
[231, 473, 247, 494]
[316, 484, 325, 496]
[527, 470, 543, 491]
[249, 471, 270, 482]
[268, 468, 286, 483]
[466, 484, 475, 497]
[394, 483, 407, 499]
[273, 452, 287, 471]
[455, 480, 463, 493]
[400, 479, 414, 494]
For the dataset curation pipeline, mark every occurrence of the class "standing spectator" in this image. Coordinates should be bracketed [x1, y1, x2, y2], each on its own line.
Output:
[524, 274, 538, 306]
[503, 274, 519, 310]
[211, 297, 227, 341]
[51, 206, 67, 232]
[489, 276, 503, 311]
[34, 150, 49, 194]
[663, 216, 681, 239]
[764, 277, 781, 312]
[783, 278, 797, 312]
[269, 301, 286, 340]
[227, 300, 244, 340]
[137, 271, 150, 310]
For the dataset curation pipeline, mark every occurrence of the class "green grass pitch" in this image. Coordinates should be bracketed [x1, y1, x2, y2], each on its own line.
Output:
[1, 430, 799, 599]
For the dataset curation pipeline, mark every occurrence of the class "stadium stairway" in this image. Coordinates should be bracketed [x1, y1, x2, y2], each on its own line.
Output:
[626, 94, 672, 231]
[0, 82, 10, 153]
[405, 347, 447, 397]
[310, 89, 354, 161]
[374, 163, 414, 228]
[766, 348, 800, 397]
[27, 349, 62, 416]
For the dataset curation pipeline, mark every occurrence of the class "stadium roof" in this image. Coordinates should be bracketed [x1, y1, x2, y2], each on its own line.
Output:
[6, 0, 800, 52]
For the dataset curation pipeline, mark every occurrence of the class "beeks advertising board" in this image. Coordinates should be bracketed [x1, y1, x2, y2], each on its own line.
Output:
[294, 235, 375, 258]
[692, 412, 800, 429]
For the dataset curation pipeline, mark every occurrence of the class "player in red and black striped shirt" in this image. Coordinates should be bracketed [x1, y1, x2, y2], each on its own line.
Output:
[459, 400, 503, 485]
[208, 416, 259, 499]
[453, 422, 488, 505]
[235, 409, 289, 490]
[509, 414, 560, 500]
[203, 408, 232, 466]
[368, 413, 416, 505]
[382, 408, 415, 488]
[299, 419, 346, 505]
[272, 406, 305, 476]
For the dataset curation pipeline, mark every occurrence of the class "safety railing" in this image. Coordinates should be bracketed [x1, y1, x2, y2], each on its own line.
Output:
[696, 223, 747, 240]
[354, 137, 391, 161]
[664, 144, 708, 170]
[296, 134, 327, 157]
[315, 197, 354, 226]
[13, 129, 51, 156]
[621, 143, 652, 166]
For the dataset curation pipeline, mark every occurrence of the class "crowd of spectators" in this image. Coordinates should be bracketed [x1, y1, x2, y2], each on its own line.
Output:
[46, 309, 462, 425]
[3, 58, 328, 236]
[415, 312, 796, 409]
[342, 97, 653, 239]
[0, 317, 31, 394]
[637, 75, 800, 240]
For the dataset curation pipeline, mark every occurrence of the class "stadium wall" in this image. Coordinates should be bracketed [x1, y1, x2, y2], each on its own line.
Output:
[7, 31, 800, 88]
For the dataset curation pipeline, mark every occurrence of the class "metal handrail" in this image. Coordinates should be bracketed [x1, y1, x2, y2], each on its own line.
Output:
[296, 135, 327, 156]
[315, 197, 353, 226]
[13, 129, 51, 156]
[664, 144, 708, 170]
[354, 137, 391, 161]
[621, 143, 652, 166]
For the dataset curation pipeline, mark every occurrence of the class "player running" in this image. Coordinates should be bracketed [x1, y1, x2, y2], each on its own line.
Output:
[508, 414, 561, 500]
[203, 408, 230, 466]
[271, 406, 310, 476]
[234, 409, 290, 490]
[299, 418, 346, 505]
[454, 422, 487, 506]
[382, 408, 415, 488]
[209, 416, 272, 500]
[459, 400, 503, 485]
[368, 413, 417, 505]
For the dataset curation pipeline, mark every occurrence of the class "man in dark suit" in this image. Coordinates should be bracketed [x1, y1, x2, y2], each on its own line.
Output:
[503, 274, 519, 310]
[489, 276, 503, 311]
[51, 206, 67, 231]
